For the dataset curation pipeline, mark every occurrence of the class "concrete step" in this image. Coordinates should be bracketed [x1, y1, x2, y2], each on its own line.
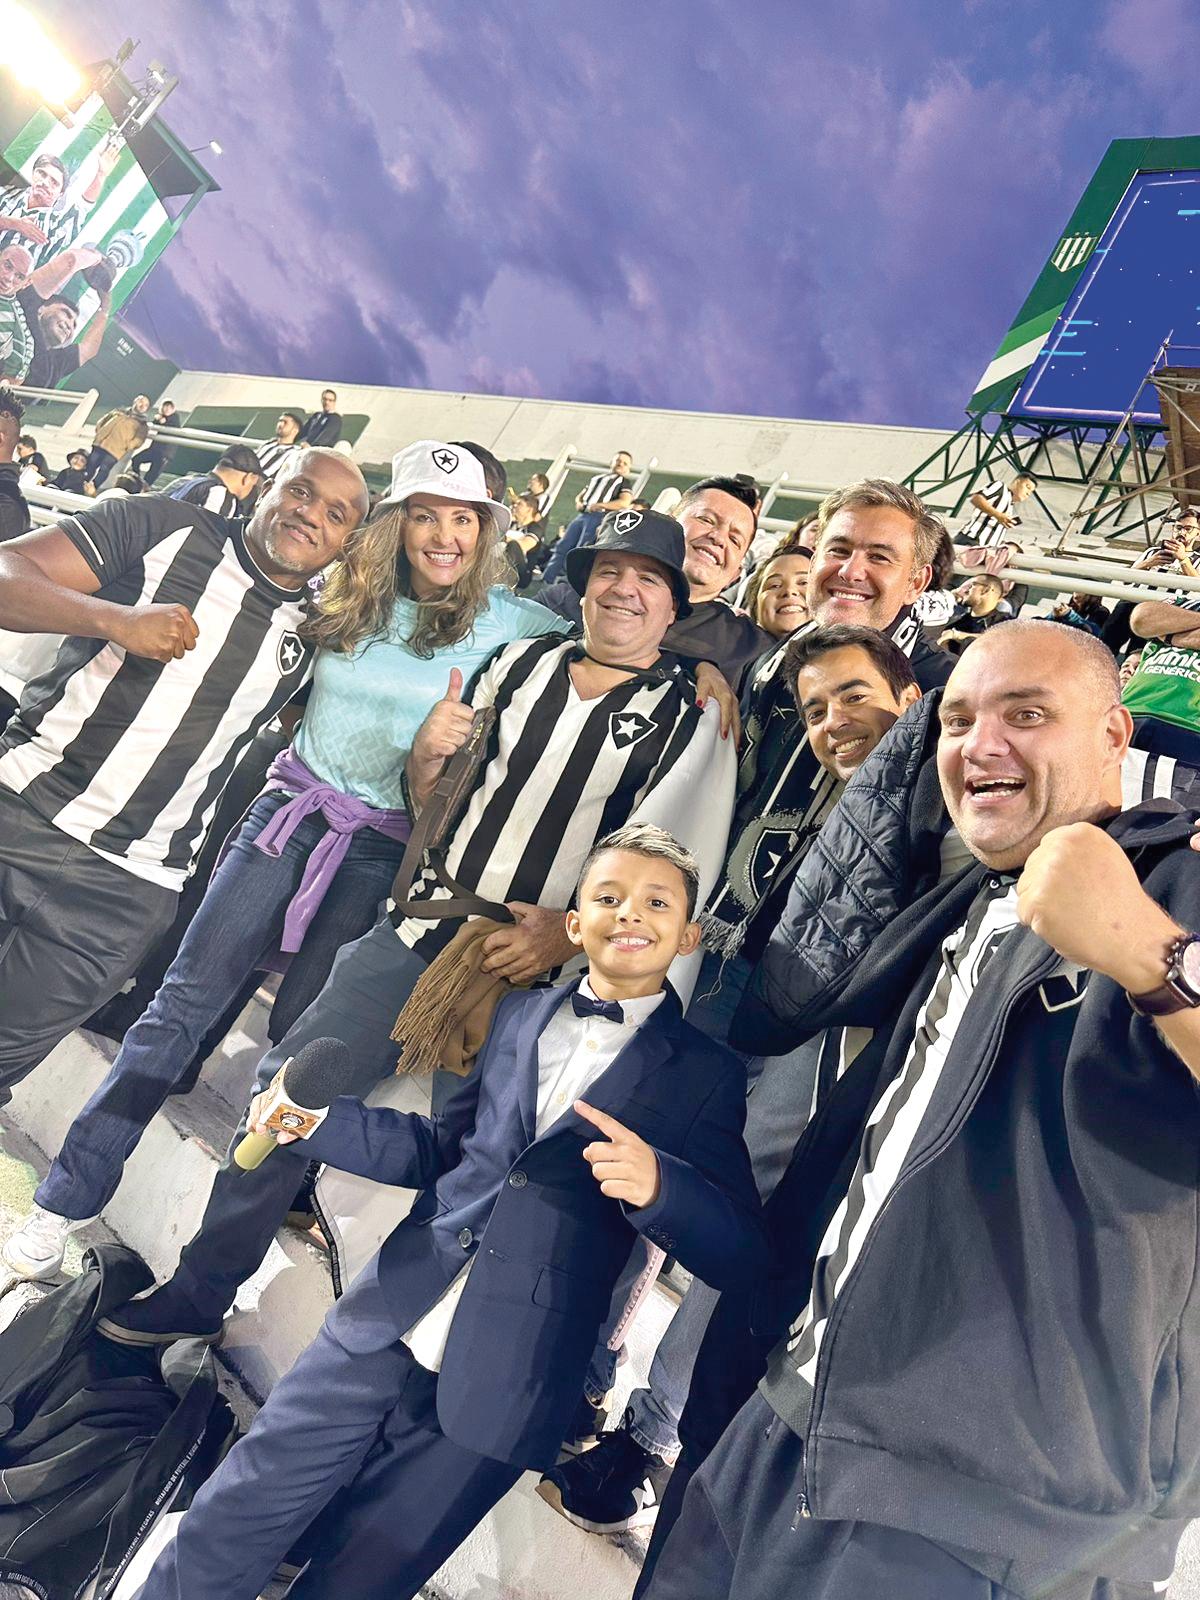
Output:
[5, 1015, 659, 1598]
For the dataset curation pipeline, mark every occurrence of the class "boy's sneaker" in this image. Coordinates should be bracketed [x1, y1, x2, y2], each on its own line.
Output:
[97, 1284, 223, 1347]
[2, 1205, 96, 1281]
[555, 1393, 610, 1460]
[537, 1411, 672, 1534]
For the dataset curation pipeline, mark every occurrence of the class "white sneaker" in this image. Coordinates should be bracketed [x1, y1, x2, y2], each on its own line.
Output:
[2, 1205, 95, 1280]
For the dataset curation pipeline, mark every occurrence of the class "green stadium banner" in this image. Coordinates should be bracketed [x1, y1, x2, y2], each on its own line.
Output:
[968, 135, 1200, 417]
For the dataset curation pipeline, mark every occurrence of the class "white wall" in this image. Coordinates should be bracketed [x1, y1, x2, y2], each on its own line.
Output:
[161, 368, 954, 495]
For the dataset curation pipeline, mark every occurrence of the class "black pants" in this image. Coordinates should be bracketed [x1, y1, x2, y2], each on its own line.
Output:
[84, 446, 117, 487]
[642, 1392, 1157, 1600]
[0, 786, 176, 1088]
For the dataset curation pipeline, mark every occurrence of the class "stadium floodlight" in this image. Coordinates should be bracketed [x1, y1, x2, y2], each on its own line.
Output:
[0, 1, 83, 105]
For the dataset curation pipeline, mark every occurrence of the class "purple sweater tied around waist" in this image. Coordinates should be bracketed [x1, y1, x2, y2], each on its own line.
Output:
[252, 747, 411, 953]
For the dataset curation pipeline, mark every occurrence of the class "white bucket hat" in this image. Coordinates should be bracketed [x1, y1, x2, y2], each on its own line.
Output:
[380, 439, 511, 533]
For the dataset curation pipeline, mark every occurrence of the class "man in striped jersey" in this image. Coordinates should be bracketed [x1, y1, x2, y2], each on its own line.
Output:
[955, 470, 1037, 548]
[256, 409, 305, 484]
[644, 621, 1200, 1600]
[96, 511, 737, 1348]
[541, 449, 634, 582]
[0, 144, 118, 273]
[0, 447, 368, 1088]
[166, 444, 265, 520]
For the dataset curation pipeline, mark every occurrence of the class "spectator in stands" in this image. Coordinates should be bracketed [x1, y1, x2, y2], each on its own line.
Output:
[526, 469, 552, 517]
[911, 526, 960, 632]
[541, 449, 634, 582]
[167, 445, 265, 519]
[85, 395, 151, 490]
[298, 388, 342, 448]
[541, 477, 768, 685]
[15, 434, 48, 485]
[643, 621, 1200, 1600]
[0, 448, 370, 1101]
[17, 245, 113, 389]
[130, 399, 181, 484]
[84, 512, 735, 1348]
[956, 469, 1036, 547]
[543, 483, 952, 1535]
[504, 491, 548, 587]
[1122, 586, 1200, 764]
[0, 387, 29, 542]
[256, 408, 305, 484]
[53, 449, 92, 496]
[1052, 590, 1111, 637]
[98, 472, 147, 500]
[0, 439, 575, 1282]
[938, 572, 1009, 653]
[741, 544, 811, 638]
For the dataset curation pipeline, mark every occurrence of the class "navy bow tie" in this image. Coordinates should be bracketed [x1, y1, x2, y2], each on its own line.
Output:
[572, 991, 624, 1025]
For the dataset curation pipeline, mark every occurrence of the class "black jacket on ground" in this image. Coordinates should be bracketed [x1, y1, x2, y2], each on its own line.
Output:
[0, 1245, 236, 1599]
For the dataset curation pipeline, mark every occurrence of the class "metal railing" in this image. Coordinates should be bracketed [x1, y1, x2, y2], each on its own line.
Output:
[12, 385, 99, 433]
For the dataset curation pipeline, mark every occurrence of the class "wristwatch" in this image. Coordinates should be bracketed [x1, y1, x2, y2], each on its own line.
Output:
[1128, 932, 1200, 1016]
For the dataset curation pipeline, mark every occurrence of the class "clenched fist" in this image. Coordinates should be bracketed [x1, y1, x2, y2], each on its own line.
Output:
[577, 1100, 661, 1209]
[1016, 822, 1181, 995]
[111, 602, 199, 663]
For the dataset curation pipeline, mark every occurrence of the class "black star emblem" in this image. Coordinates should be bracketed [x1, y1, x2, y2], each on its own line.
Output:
[432, 447, 459, 474]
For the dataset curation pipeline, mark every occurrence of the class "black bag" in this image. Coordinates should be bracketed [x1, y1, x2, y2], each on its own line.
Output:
[0, 1244, 237, 1599]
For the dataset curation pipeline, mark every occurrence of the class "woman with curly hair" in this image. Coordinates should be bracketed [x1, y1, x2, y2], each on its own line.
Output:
[6, 440, 569, 1280]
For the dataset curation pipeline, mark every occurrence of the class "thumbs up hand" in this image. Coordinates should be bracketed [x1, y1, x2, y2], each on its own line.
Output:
[407, 668, 477, 810]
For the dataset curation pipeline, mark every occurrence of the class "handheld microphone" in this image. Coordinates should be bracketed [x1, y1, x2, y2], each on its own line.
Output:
[233, 1037, 355, 1172]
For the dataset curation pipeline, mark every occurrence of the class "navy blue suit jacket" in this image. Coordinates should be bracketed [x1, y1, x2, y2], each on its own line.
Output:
[304, 978, 766, 1469]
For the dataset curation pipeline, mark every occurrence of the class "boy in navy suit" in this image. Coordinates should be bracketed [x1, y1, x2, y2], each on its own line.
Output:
[137, 823, 765, 1600]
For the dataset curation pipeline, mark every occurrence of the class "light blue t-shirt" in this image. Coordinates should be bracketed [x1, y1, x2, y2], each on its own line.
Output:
[293, 587, 568, 810]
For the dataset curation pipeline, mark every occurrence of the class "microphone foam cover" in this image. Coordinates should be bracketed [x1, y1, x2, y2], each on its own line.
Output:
[281, 1037, 356, 1110]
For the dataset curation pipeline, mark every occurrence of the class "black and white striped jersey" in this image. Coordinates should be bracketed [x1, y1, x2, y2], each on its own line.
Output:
[390, 635, 729, 962]
[0, 497, 313, 890]
[256, 441, 299, 483]
[782, 881, 1024, 1409]
[959, 479, 1014, 547]
[167, 472, 242, 520]
[580, 471, 631, 509]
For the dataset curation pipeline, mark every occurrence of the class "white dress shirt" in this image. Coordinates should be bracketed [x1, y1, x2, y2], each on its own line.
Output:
[403, 978, 665, 1372]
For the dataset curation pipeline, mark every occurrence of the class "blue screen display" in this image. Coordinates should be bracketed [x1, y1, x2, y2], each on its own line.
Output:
[1011, 169, 1200, 425]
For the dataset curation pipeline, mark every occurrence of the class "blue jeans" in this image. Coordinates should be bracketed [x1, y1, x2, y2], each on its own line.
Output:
[541, 511, 603, 584]
[584, 950, 818, 1458]
[37, 789, 407, 1221]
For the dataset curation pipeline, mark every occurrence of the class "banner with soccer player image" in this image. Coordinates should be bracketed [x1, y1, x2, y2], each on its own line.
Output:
[0, 96, 181, 387]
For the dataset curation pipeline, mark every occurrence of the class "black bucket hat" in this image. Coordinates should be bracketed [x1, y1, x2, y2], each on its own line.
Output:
[565, 508, 692, 617]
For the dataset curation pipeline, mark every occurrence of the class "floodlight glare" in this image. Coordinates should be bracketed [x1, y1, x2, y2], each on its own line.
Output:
[0, 0, 83, 104]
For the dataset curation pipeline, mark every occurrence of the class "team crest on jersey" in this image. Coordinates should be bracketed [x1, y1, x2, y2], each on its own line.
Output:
[432, 447, 459, 474]
[277, 632, 304, 674]
[1037, 963, 1090, 1013]
[613, 509, 643, 534]
[609, 710, 655, 750]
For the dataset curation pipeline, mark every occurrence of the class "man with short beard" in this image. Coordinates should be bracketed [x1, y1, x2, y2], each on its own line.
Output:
[0, 448, 368, 1086]
[645, 621, 1200, 1600]
[256, 408, 305, 483]
[16, 240, 114, 389]
[541, 476, 770, 685]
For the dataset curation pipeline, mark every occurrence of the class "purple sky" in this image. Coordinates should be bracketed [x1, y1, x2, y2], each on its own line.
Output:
[40, 0, 1200, 427]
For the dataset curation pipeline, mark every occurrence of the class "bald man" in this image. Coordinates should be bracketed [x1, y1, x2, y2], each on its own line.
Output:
[645, 622, 1200, 1600]
[0, 449, 368, 1087]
